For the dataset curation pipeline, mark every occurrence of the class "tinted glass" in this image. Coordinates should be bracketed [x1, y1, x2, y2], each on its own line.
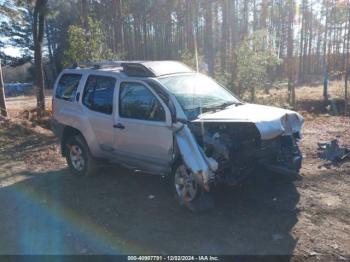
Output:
[83, 75, 116, 115]
[119, 82, 165, 121]
[55, 74, 82, 101]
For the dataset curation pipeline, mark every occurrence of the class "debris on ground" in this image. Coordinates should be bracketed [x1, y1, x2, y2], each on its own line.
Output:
[148, 195, 155, 200]
[318, 140, 350, 165]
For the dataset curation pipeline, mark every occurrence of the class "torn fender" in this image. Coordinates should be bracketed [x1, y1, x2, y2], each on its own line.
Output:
[173, 122, 217, 190]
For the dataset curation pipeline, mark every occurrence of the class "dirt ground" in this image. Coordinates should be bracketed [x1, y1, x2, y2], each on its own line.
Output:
[0, 89, 350, 260]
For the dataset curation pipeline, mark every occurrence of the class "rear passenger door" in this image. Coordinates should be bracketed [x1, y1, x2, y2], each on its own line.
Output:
[81, 74, 117, 156]
[113, 81, 173, 174]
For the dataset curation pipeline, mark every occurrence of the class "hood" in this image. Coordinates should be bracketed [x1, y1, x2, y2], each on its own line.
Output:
[193, 103, 304, 140]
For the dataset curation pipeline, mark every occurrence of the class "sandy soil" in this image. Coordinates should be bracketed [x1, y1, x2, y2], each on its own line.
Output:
[0, 90, 349, 260]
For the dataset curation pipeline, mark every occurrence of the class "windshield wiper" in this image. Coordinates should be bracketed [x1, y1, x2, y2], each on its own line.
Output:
[185, 101, 243, 119]
[218, 101, 237, 108]
[206, 101, 242, 111]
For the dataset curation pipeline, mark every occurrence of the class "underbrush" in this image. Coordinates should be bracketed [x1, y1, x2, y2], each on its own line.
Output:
[251, 81, 350, 116]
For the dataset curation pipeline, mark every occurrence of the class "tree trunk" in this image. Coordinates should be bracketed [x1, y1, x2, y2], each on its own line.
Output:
[298, 0, 305, 84]
[316, 24, 322, 74]
[0, 60, 8, 117]
[45, 18, 57, 84]
[345, 5, 350, 116]
[322, 0, 329, 102]
[253, 0, 257, 31]
[287, 0, 295, 107]
[302, 2, 309, 78]
[260, 0, 268, 29]
[205, 0, 214, 76]
[307, 2, 313, 74]
[113, 0, 124, 54]
[241, 0, 249, 40]
[33, 0, 47, 117]
[80, 0, 89, 32]
[229, 0, 238, 93]
[220, 0, 228, 72]
[185, 0, 194, 51]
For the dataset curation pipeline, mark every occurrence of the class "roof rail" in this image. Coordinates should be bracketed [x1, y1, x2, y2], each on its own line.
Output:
[70, 61, 123, 69]
[69, 61, 156, 77]
[69, 60, 193, 77]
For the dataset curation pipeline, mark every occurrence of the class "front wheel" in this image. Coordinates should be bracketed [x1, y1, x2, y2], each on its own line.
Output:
[65, 134, 97, 177]
[170, 161, 214, 212]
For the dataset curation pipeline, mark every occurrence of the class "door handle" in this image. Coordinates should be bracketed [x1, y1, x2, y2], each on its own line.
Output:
[113, 123, 125, 129]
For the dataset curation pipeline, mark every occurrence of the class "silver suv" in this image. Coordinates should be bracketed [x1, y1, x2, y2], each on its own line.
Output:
[52, 61, 304, 211]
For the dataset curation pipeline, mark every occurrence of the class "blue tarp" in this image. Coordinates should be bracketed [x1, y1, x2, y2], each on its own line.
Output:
[4, 83, 33, 97]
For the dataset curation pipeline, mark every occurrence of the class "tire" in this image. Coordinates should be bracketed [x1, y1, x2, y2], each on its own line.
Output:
[170, 160, 214, 212]
[65, 134, 97, 177]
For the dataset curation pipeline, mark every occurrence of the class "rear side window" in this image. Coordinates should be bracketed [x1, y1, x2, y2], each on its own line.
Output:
[119, 82, 165, 122]
[82, 75, 116, 115]
[55, 74, 82, 101]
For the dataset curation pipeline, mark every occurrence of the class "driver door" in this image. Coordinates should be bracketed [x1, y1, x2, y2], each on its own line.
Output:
[113, 80, 173, 174]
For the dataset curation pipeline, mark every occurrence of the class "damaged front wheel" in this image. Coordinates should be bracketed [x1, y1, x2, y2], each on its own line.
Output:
[174, 164, 199, 202]
[170, 161, 214, 212]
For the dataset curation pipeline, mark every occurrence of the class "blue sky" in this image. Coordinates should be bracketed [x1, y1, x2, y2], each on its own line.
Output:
[3, 46, 22, 57]
[0, 0, 22, 57]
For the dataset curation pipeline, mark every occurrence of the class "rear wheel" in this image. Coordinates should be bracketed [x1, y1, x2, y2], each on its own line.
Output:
[170, 160, 214, 212]
[65, 135, 97, 177]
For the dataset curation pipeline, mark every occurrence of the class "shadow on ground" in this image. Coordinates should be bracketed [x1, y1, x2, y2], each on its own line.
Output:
[0, 165, 299, 255]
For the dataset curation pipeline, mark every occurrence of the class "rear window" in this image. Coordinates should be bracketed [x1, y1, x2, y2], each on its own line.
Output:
[55, 74, 82, 101]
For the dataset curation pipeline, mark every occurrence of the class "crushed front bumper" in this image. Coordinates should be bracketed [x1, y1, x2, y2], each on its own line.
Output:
[213, 135, 303, 186]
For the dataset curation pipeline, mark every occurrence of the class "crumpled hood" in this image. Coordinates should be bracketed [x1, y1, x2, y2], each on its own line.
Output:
[194, 103, 304, 140]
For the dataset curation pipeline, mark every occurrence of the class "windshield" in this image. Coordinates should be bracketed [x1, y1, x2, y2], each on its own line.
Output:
[159, 74, 241, 119]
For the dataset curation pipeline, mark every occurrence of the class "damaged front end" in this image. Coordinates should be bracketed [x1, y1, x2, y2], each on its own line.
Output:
[173, 122, 218, 191]
[174, 106, 304, 191]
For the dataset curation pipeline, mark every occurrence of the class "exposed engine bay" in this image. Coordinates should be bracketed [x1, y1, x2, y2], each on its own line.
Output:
[188, 121, 303, 185]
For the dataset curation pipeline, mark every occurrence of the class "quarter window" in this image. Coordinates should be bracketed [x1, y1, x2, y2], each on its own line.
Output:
[55, 74, 82, 101]
[119, 82, 165, 122]
[83, 75, 116, 115]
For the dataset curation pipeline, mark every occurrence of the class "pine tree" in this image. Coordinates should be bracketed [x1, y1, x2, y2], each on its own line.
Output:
[0, 59, 8, 117]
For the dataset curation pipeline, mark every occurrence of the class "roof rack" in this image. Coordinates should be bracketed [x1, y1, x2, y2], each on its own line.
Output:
[70, 61, 123, 69]
[69, 60, 194, 77]
[70, 61, 156, 77]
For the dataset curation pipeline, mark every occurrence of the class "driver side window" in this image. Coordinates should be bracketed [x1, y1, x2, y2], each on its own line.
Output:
[119, 82, 165, 122]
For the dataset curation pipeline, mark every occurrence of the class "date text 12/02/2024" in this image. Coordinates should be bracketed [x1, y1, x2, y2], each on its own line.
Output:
[127, 256, 219, 261]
